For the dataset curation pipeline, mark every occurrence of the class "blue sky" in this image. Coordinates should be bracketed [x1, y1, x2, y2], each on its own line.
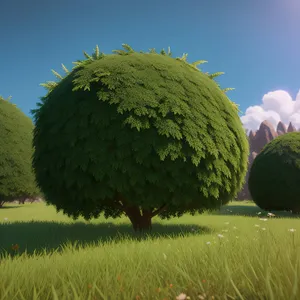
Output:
[1, 0, 300, 130]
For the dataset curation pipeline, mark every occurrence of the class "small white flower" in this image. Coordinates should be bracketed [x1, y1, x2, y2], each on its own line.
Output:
[261, 227, 266, 231]
[254, 224, 260, 227]
[224, 222, 230, 225]
[267, 212, 275, 217]
[4, 217, 8, 221]
[217, 234, 224, 238]
[206, 241, 211, 245]
[176, 293, 188, 300]
[288, 228, 296, 232]
[257, 212, 262, 215]
[259, 218, 268, 221]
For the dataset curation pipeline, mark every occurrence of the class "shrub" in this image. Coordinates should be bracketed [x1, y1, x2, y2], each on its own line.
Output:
[248, 132, 300, 213]
[0, 96, 40, 207]
[32, 44, 249, 231]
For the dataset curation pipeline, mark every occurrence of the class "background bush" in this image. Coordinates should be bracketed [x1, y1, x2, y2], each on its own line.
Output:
[249, 131, 300, 212]
[0, 96, 40, 207]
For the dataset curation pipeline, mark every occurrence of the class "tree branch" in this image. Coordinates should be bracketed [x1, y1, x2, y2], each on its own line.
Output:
[151, 204, 168, 217]
[114, 193, 127, 212]
[115, 193, 167, 218]
[141, 208, 152, 218]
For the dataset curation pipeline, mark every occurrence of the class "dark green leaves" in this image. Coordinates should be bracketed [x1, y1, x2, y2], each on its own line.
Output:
[249, 132, 300, 212]
[32, 47, 249, 221]
[0, 98, 40, 202]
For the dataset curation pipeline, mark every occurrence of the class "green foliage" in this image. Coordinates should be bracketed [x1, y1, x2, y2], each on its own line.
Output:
[0, 96, 40, 203]
[41, 44, 239, 110]
[207, 72, 224, 79]
[248, 132, 300, 212]
[32, 44, 249, 221]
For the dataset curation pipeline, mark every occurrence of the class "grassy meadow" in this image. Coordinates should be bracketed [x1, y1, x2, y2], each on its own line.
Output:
[1, 201, 300, 300]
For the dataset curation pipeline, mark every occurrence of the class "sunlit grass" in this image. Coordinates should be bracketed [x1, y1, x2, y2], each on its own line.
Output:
[1, 201, 300, 299]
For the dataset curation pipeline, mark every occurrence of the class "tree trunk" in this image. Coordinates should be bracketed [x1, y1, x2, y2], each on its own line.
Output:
[18, 197, 26, 204]
[292, 208, 300, 214]
[30, 197, 39, 203]
[125, 205, 153, 232]
[135, 214, 152, 232]
[115, 193, 167, 233]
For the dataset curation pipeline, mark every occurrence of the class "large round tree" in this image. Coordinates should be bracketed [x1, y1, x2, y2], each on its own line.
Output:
[32, 44, 249, 231]
[249, 132, 300, 213]
[0, 96, 39, 207]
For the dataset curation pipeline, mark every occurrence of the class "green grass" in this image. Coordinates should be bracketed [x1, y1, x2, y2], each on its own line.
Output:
[1, 201, 300, 300]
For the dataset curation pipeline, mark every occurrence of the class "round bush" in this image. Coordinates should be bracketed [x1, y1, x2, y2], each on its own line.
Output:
[0, 96, 39, 206]
[249, 132, 300, 212]
[32, 45, 249, 230]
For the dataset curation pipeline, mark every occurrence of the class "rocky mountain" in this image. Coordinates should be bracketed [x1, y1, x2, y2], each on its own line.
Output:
[237, 120, 300, 200]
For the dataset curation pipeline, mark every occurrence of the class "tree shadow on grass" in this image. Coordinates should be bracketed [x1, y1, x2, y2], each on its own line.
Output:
[211, 204, 300, 219]
[0, 221, 212, 257]
[0, 205, 21, 209]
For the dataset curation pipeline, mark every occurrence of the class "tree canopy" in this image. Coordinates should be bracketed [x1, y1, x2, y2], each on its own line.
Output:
[32, 44, 249, 231]
[0, 96, 39, 206]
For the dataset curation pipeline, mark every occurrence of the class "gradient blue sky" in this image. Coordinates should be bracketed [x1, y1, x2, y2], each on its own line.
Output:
[1, 0, 299, 130]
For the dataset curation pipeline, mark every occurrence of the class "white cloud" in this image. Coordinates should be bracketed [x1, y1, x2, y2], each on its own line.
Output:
[240, 89, 300, 131]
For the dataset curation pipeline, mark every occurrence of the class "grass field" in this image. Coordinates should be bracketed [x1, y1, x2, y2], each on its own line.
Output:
[1, 201, 300, 300]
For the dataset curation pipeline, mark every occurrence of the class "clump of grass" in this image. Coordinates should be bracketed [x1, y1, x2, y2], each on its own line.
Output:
[1, 202, 300, 299]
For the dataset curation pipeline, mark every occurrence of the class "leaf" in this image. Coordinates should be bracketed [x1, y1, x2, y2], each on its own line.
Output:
[230, 101, 242, 113]
[191, 60, 207, 68]
[208, 72, 224, 79]
[177, 53, 188, 61]
[40, 81, 58, 91]
[0, 95, 12, 102]
[94, 71, 111, 78]
[160, 48, 166, 55]
[51, 69, 63, 80]
[51, 286, 59, 300]
[122, 43, 134, 53]
[61, 63, 69, 74]
[94, 45, 100, 58]
[72, 59, 92, 69]
[72, 60, 83, 67]
[83, 51, 93, 60]
[72, 83, 90, 92]
[112, 49, 128, 55]
[223, 87, 235, 93]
